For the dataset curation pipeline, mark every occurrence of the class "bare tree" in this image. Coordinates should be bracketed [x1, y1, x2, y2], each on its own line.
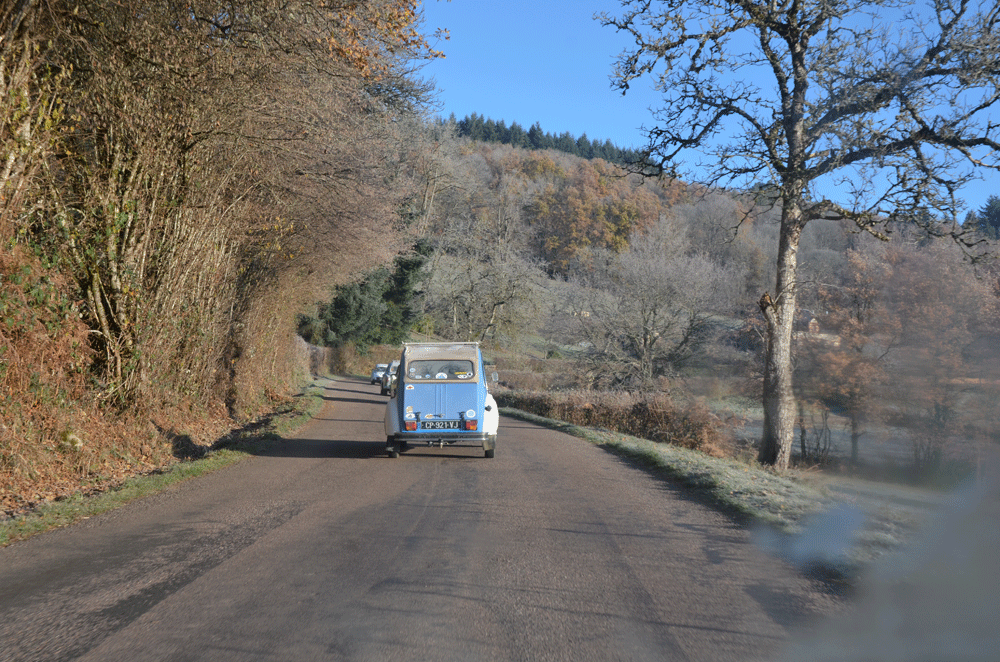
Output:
[672, 193, 773, 301]
[420, 147, 544, 343]
[600, 0, 1000, 468]
[880, 241, 998, 473]
[570, 217, 735, 388]
[796, 244, 897, 465]
[1, 0, 437, 410]
[1, 0, 67, 245]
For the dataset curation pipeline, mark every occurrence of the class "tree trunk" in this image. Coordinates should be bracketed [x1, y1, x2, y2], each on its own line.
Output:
[798, 401, 808, 460]
[757, 211, 804, 470]
[850, 415, 862, 465]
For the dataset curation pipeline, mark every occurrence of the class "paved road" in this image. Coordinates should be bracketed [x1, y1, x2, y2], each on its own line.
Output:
[0, 378, 842, 661]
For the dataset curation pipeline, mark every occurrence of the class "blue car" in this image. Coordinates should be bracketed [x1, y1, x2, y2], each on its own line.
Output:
[383, 342, 499, 458]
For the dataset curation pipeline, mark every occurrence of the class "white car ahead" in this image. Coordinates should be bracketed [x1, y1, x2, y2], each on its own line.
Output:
[370, 363, 389, 384]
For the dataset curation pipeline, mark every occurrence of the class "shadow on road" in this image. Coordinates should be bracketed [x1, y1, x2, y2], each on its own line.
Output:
[258, 436, 487, 461]
[259, 436, 386, 459]
[247, 377, 490, 461]
[393, 445, 488, 460]
[312, 380, 387, 407]
[207, 377, 390, 460]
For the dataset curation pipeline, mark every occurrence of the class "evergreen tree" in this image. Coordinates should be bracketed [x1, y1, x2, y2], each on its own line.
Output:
[381, 242, 431, 341]
[556, 131, 577, 155]
[974, 195, 1000, 239]
[299, 244, 429, 350]
[457, 112, 485, 140]
[450, 113, 638, 164]
[310, 269, 392, 349]
[483, 118, 499, 142]
[526, 122, 544, 149]
[495, 119, 510, 144]
[508, 121, 529, 148]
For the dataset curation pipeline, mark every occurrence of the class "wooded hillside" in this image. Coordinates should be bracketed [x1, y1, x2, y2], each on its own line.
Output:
[301, 127, 1000, 481]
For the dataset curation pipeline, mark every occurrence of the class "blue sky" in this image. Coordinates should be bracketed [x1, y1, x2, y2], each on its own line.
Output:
[418, 0, 997, 216]
[418, 1, 658, 149]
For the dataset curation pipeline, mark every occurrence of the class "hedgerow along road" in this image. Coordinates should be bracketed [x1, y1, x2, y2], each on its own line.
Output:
[0, 377, 842, 661]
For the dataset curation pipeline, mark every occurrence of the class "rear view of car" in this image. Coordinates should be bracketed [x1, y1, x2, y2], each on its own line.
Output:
[384, 342, 499, 458]
[370, 363, 389, 384]
[380, 360, 399, 395]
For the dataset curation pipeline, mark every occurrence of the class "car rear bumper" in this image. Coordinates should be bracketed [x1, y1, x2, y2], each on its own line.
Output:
[388, 431, 495, 449]
[390, 431, 489, 443]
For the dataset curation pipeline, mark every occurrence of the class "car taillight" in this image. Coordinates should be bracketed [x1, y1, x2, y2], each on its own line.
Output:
[404, 421, 418, 431]
[463, 419, 478, 431]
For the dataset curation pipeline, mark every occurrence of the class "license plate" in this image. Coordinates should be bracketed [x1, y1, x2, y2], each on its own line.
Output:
[422, 420, 460, 430]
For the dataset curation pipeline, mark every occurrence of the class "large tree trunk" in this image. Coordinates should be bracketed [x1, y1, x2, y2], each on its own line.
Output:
[849, 412, 865, 465]
[757, 210, 804, 469]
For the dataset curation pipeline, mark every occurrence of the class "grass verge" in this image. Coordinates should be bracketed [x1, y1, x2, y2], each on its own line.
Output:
[500, 407, 830, 529]
[0, 382, 328, 547]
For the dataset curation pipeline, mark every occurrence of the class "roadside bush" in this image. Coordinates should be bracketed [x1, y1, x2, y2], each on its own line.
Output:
[328, 342, 405, 378]
[494, 355, 582, 391]
[498, 370, 555, 391]
[496, 389, 731, 457]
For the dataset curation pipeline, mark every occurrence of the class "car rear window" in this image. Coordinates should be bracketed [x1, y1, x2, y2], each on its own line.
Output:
[406, 360, 475, 380]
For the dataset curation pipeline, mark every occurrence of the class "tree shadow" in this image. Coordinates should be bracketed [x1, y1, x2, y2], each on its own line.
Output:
[154, 424, 210, 461]
[252, 435, 487, 461]
[257, 436, 386, 459]
[393, 445, 488, 460]
[211, 377, 473, 460]
[314, 379, 388, 407]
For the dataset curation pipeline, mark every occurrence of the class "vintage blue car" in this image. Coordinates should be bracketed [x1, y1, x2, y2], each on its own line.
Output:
[383, 342, 499, 458]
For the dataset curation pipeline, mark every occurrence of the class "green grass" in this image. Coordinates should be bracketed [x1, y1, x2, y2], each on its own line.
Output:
[0, 383, 328, 547]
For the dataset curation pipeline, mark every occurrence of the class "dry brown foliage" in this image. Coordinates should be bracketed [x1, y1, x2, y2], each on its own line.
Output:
[336, 344, 407, 377]
[496, 389, 731, 457]
[1, 1, 434, 510]
[0, 248, 230, 513]
[493, 359, 583, 392]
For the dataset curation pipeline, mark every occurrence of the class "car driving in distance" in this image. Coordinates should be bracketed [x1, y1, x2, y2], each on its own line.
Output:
[380, 360, 399, 396]
[370, 363, 389, 384]
[384, 342, 498, 458]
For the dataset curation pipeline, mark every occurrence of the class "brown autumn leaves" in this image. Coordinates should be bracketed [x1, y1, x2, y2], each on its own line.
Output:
[0, 0, 435, 510]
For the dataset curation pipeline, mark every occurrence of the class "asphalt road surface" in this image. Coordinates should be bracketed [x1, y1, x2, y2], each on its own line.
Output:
[0, 378, 843, 661]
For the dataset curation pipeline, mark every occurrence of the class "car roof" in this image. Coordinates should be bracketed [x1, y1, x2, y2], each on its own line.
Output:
[402, 342, 480, 362]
